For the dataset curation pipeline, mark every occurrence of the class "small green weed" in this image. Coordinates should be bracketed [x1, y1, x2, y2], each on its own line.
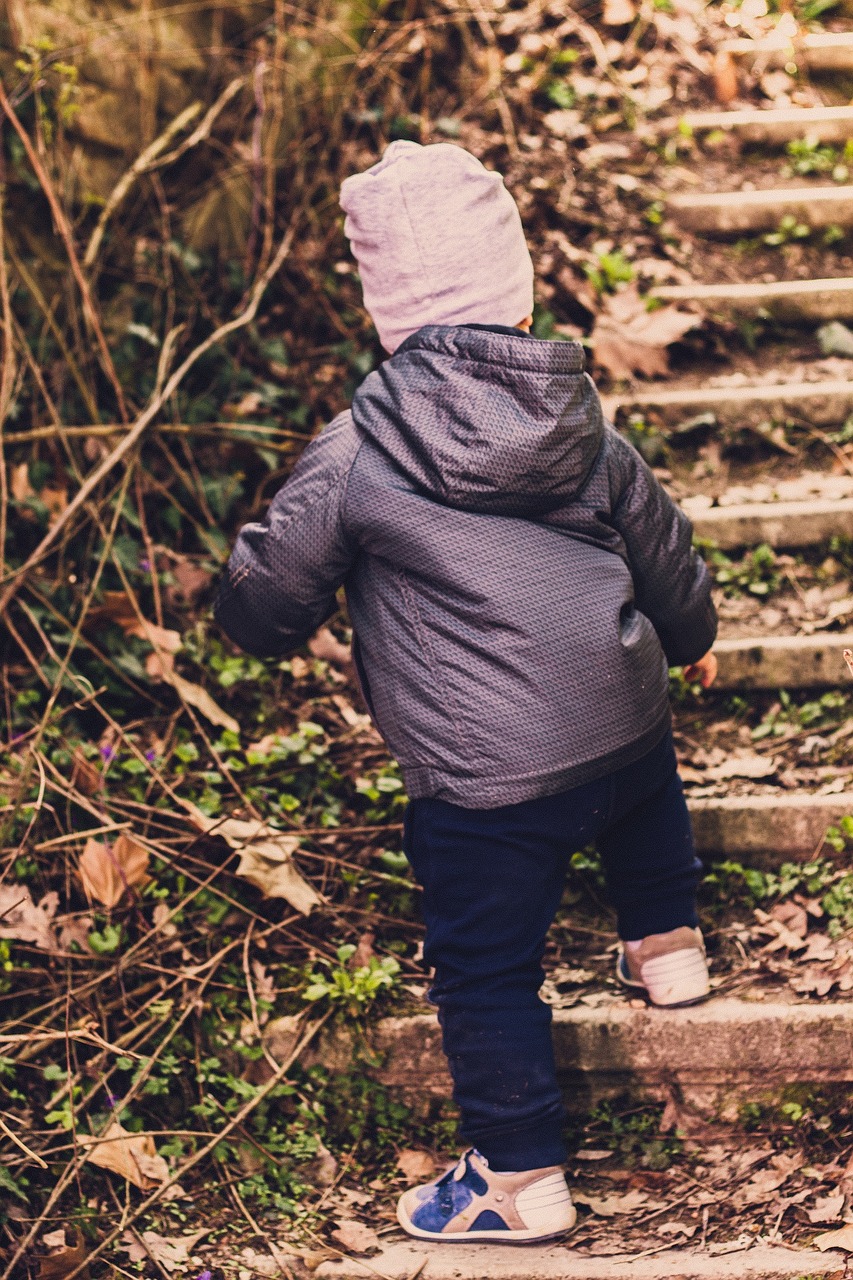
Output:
[784, 137, 853, 183]
[578, 1100, 682, 1170]
[584, 251, 635, 296]
[708, 542, 779, 598]
[708, 850, 853, 937]
[763, 214, 811, 247]
[751, 689, 847, 740]
[303, 943, 401, 1019]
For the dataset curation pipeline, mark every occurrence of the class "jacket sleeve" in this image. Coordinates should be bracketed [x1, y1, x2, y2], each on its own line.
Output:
[214, 413, 361, 659]
[607, 427, 717, 667]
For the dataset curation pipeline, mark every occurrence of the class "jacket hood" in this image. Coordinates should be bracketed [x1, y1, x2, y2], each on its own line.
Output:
[349, 325, 604, 517]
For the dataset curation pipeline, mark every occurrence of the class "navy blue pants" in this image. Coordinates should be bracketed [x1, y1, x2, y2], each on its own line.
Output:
[403, 729, 701, 1172]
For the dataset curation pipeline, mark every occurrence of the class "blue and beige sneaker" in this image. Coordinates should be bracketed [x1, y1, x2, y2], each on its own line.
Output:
[396, 1149, 576, 1243]
[617, 926, 710, 1008]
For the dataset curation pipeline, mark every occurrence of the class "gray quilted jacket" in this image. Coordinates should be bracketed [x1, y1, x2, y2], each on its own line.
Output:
[216, 325, 716, 807]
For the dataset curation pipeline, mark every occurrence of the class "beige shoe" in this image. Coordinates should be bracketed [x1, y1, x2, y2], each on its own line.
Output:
[397, 1149, 576, 1243]
[617, 926, 710, 1008]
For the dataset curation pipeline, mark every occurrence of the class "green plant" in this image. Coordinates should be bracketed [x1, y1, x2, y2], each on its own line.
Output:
[785, 137, 839, 177]
[579, 1100, 682, 1170]
[763, 214, 811, 247]
[707, 854, 853, 937]
[708, 543, 779, 598]
[751, 689, 847, 740]
[584, 250, 635, 296]
[303, 944, 401, 1018]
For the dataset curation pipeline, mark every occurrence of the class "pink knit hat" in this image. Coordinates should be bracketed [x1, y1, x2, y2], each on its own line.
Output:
[340, 141, 535, 354]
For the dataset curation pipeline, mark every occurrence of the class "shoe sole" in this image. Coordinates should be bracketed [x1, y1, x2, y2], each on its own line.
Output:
[396, 1200, 577, 1244]
[616, 953, 711, 1009]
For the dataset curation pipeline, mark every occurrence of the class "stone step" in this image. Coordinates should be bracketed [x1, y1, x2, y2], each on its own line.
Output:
[653, 276, 853, 323]
[691, 496, 853, 549]
[605, 377, 853, 427]
[317, 1239, 844, 1280]
[367, 999, 853, 1111]
[671, 104, 853, 145]
[713, 632, 853, 690]
[689, 791, 853, 863]
[723, 30, 853, 72]
[667, 185, 853, 235]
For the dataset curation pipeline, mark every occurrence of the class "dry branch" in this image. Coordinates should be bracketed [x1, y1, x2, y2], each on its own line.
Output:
[83, 75, 247, 270]
[0, 223, 297, 615]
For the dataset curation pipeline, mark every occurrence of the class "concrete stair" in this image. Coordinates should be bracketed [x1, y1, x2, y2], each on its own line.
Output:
[652, 277, 853, 324]
[315, 1240, 845, 1279]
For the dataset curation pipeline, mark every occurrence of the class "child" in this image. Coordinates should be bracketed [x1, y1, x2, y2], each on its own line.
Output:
[215, 140, 718, 1245]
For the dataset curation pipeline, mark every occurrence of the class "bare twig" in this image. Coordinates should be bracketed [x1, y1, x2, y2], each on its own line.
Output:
[0, 221, 297, 613]
[0, 75, 129, 422]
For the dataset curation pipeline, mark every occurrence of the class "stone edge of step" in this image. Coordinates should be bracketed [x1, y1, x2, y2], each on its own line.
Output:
[314, 1238, 845, 1280]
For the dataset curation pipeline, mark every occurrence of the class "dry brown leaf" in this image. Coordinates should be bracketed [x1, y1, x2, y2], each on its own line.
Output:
[0, 885, 58, 950]
[712, 49, 739, 104]
[81, 1123, 169, 1189]
[330, 1220, 380, 1255]
[573, 1189, 655, 1216]
[70, 747, 102, 797]
[769, 900, 808, 938]
[57, 913, 96, 955]
[815, 1222, 853, 1251]
[331, 694, 371, 729]
[706, 753, 777, 781]
[38, 1229, 89, 1280]
[791, 967, 838, 997]
[41, 487, 68, 526]
[591, 288, 698, 380]
[157, 668, 240, 733]
[190, 812, 321, 915]
[119, 1229, 207, 1271]
[602, 0, 636, 23]
[78, 833, 150, 908]
[396, 1149, 436, 1183]
[656, 1221, 697, 1239]
[163, 555, 212, 607]
[11, 462, 34, 502]
[88, 592, 181, 653]
[808, 1193, 846, 1224]
[350, 930, 376, 969]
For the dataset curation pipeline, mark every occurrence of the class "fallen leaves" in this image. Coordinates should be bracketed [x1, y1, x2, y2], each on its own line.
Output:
[81, 1123, 169, 1189]
[120, 1229, 207, 1271]
[574, 1189, 659, 1216]
[86, 591, 238, 732]
[395, 1149, 436, 1183]
[0, 884, 59, 950]
[807, 1192, 846, 1224]
[590, 287, 699, 379]
[190, 811, 321, 915]
[814, 1222, 853, 1252]
[329, 1220, 380, 1255]
[38, 1229, 90, 1280]
[78, 832, 151, 908]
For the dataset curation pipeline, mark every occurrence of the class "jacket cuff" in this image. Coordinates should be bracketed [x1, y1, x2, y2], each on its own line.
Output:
[659, 592, 718, 668]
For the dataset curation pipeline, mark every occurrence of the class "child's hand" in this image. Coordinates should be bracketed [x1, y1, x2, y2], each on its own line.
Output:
[683, 651, 718, 688]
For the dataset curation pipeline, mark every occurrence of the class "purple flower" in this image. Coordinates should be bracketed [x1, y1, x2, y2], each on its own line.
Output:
[196, 1271, 212, 1280]
[145, 749, 156, 763]
[99, 744, 116, 762]
[139, 559, 151, 572]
